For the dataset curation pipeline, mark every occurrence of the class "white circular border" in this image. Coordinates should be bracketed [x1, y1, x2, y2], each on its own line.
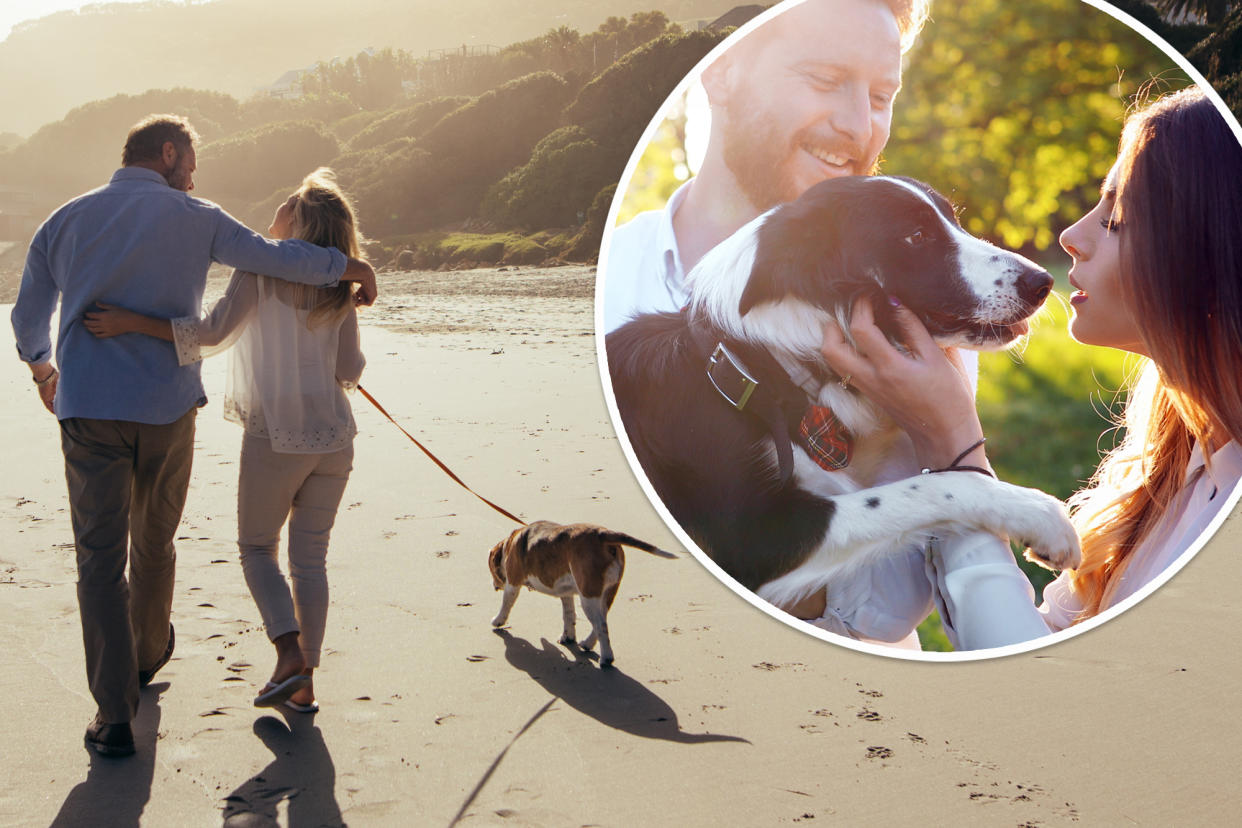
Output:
[593, 0, 1242, 662]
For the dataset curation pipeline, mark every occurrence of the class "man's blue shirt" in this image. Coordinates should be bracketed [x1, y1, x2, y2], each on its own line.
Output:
[11, 167, 347, 423]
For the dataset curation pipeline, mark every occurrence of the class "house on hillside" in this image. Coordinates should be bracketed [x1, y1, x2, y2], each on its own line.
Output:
[262, 69, 305, 100]
[683, 5, 767, 31]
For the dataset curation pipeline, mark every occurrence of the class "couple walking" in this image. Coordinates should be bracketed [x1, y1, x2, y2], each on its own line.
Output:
[11, 115, 375, 756]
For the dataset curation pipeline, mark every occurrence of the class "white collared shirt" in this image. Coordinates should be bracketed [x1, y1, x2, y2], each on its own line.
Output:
[601, 180, 693, 333]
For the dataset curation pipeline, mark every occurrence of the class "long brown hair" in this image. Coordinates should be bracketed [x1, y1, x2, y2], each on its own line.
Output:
[286, 167, 364, 328]
[1067, 87, 1242, 617]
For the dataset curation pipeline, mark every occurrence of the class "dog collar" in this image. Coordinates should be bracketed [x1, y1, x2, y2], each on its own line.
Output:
[687, 315, 851, 485]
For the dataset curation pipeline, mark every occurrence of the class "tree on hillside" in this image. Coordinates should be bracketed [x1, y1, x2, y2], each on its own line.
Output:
[545, 26, 582, 75]
[300, 48, 419, 111]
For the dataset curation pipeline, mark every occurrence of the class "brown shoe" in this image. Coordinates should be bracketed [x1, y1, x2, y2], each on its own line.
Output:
[139, 623, 174, 687]
[85, 714, 135, 757]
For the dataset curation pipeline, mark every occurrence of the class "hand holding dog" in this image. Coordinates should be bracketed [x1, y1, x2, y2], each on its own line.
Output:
[820, 296, 987, 470]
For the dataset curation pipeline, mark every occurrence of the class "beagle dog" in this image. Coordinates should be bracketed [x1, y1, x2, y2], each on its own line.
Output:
[488, 520, 675, 666]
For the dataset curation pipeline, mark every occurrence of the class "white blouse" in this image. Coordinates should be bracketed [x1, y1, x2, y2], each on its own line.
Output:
[1038, 439, 1242, 630]
[172, 269, 365, 454]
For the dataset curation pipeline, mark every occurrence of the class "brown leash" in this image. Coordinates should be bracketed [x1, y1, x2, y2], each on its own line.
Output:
[356, 384, 526, 526]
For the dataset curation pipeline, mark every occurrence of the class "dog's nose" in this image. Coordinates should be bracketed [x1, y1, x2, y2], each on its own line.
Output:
[1017, 267, 1053, 306]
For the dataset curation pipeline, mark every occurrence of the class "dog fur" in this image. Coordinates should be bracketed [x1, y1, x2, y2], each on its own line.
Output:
[488, 520, 675, 666]
[606, 175, 1081, 612]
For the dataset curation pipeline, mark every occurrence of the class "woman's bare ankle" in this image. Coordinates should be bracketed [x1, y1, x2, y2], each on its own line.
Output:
[270, 632, 306, 682]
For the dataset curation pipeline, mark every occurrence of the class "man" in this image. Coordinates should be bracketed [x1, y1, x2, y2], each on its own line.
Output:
[11, 114, 378, 756]
[603, 0, 927, 330]
[603, 0, 1014, 650]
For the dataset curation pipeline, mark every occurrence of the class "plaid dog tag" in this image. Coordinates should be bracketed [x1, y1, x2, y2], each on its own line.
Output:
[797, 406, 853, 471]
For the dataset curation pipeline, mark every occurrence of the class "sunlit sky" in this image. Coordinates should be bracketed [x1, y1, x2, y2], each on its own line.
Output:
[1, 0, 210, 42]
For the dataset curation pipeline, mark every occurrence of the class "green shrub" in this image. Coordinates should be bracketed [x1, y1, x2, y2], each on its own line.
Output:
[482, 125, 611, 228]
[565, 183, 617, 261]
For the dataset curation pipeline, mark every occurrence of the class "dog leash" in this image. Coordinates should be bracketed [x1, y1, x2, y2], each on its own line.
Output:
[356, 384, 527, 526]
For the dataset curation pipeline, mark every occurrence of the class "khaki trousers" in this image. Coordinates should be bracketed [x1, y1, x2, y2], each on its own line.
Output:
[60, 409, 195, 724]
[237, 433, 353, 669]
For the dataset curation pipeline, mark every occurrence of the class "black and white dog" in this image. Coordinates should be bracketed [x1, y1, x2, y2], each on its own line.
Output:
[606, 175, 1080, 610]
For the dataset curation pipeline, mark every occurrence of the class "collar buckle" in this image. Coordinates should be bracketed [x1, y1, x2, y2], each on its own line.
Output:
[707, 342, 758, 410]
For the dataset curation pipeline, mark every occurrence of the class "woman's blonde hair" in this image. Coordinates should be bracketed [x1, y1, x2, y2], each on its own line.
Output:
[1066, 87, 1242, 618]
[286, 167, 363, 328]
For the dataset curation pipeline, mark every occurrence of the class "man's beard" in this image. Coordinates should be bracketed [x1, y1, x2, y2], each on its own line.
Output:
[722, 117, 801, 212]
[720, 111, 877, 212]
[165, 157, 193, 192]
[167, 169, 191, 192]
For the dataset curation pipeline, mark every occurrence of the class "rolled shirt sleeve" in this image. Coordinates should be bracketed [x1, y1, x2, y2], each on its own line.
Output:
[11, 226, 58, 365]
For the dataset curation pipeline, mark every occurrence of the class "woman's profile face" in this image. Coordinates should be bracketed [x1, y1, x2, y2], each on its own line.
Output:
[268, 194, 298, 240]
[1059, 164, 1148, 355]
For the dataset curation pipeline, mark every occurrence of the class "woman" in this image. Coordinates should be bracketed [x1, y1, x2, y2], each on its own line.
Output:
[819, 86, 1242, 644]
[85, 168, 366, 709]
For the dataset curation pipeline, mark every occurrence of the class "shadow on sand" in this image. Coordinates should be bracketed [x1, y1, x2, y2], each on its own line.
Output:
[448, 631, 749, 825]
[221, 708, 344, 827]
[494, 628, 748, 745]
[50, 682, 168, 828]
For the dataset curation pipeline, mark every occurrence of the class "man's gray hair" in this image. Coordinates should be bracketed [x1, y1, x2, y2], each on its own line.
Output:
[122, 114, 199, 166]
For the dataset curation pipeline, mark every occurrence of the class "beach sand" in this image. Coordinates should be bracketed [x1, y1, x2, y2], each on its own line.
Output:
[2, 265, 1238, 826]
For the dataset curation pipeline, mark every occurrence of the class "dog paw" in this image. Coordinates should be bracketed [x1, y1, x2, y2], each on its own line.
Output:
[998, 485, 1081, 571]
[558, 634, 576, 646]
[600, 654, 614, 668]
[491, 617, 507, 628]
[579, 633, 598, 651]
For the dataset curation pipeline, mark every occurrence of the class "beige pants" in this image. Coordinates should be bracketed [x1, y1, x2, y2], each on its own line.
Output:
[237, 433, 353, 668]
[60, 409, 195, 724]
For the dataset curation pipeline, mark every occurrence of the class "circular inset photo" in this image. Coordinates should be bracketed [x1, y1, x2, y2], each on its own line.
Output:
[596, 0, 1242, 659]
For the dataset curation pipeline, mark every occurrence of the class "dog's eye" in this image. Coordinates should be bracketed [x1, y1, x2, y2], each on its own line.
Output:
[903, 229, 928, 246]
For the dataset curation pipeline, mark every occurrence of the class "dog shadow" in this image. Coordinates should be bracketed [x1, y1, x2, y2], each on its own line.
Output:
[493, 629, 749, 745]
[49, 682, 167, 828]
[221, 709, 344, 827]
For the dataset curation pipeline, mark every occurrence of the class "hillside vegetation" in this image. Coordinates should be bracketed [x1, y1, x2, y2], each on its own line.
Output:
[0, 13, 728, 268]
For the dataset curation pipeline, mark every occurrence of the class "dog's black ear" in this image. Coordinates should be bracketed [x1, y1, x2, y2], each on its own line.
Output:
[738, 184, 852, 317]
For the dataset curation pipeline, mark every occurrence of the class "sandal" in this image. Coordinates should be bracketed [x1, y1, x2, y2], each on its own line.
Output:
[253, 674, 311, 708]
